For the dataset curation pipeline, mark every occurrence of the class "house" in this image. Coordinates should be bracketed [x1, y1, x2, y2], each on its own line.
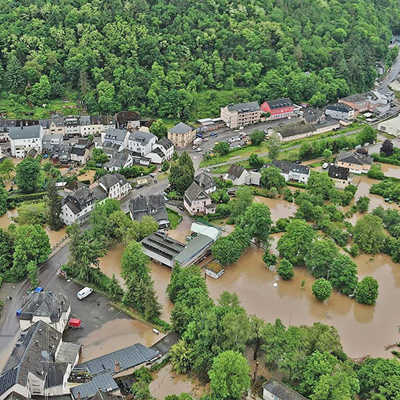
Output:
[61, 184, 106, 225]
[64, 116, 80, 137]
[70, 145, 90, 165]
[129, 194, 169, 229]
[101, 128, 129, 151]
[167, 123, 196, 148]
[42, 134, 64, 154]
[325, 103, 355, 120]
[127, 130, 157, 156]
[261, 98, 295, 120]
[9, 125, 44, 158]
[70, 344, 160, 400]
[272, 161, 310, 184]
[79, 116, 105, 137]
[224, 164, 249, 185]
[103, 149, 133, 172]
[147, 137, 174, 164]
[98, 173, 131, 200]
[17, 290, 71, 333]
[328, 165, 351, 185]
[302, 108, 325, 124]
[194, 172, 216, 194]
[184, 182, 215, 215]
[263, 380, 307, 400]
[48, 117, 65, 135]
[339, 94, 371, 114]
[220, 102, 261, 129]
[0, 321, 80, 400]
[336, 150, 373, 174]
[378, 115, 400, 136]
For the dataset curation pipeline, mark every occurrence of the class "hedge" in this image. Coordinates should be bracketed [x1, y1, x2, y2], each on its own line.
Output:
[7, 191, 47, 205]
[372, 153, 400, 166]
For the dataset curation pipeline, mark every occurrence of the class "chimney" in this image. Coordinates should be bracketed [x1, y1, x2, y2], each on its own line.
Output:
[114, 360, 120, 373]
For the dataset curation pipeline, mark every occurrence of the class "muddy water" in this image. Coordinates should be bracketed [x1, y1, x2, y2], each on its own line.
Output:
[46, 227, 67, 249]
[79, 318, 159, 362]
[254, 196, 297, 222]
[98, 244, 173, 321]
[205, 245, 400, 358]
[150, 364, 207, 400]
[0, 210, 17, 229]
[168, 214, 192, 242]
[379, 163, 400, 179]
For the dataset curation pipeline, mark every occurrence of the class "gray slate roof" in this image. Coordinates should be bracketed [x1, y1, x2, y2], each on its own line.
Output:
[9, 125, 41, 140]
[77, 344, 159, 375]
[63, 185, 94, 215]
[104, 128, 127, 143]
[272, 160, 309, 175]
[337, 150, 373, 165]
[194, 172, 215, 191]
[71, 145, 87, 156]
[129, 194, 168, 225]
[174, 234, 213, 266]
[158, 137, 173, 150]
[169, 122, 193, 134]
[266, 98, 293, 109]
[0, 321, 63, 396]
[184, 182, 209, 203]
[98, 173, 128, 190]
[141, 232, 185, 261]
[227, 101, 259, 112]
[18, 291, 69, 322]
[70, 373, 118, 400]
[263, 380, 308, 400]
[326, 103, 353, 113]
[128, 130, 156, 145]
[328, 165, 349, 180]
[226, 164, 246, 180]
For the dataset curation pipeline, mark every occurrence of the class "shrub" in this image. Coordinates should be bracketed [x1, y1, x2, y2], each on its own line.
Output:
[355, 276, 378, 305]
[278, 259, 294, 280]
[312, 278, 332, 301]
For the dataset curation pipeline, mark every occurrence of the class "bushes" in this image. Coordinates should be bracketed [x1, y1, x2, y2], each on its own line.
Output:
[16, 202, 48, 225]
[355, 276, 379, 305]
[278, 259, 294, 280]
[312, 278, 332, 301]
[370, 179, 400, 203]
[367, 164, 384, 180]
[7, 191, 47, 206]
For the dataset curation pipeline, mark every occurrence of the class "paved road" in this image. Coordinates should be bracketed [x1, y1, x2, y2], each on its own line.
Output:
[376, 45, 400, 93]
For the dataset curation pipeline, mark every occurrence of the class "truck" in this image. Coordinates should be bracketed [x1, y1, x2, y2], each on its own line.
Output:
[193, 137, 203, 146]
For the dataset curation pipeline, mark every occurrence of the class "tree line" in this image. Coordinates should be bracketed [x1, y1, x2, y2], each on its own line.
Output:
[0, 0, 399, 117]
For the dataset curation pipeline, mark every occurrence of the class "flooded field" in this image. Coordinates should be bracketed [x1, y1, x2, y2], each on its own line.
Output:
[205, 245, 400, 358]
[168, 214, 192, 242]
[79, 318, 160, 362]
[254, 196, 297, 222]
[150, 364, 207, 400]
[379, 163, 400, 179]
[78, 169, 96, 183]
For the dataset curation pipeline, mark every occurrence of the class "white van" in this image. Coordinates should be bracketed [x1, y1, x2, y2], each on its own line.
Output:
[77, 287, 93, 300]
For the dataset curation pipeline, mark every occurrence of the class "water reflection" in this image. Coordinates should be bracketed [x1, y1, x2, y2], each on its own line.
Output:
[254, 196, 297, 222]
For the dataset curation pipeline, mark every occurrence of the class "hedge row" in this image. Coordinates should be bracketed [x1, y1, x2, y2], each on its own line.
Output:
[372, 153, 400, 166]
[7, 192, 47, 205]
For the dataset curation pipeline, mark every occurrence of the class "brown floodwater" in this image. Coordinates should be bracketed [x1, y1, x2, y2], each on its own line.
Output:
[78, 170, 95, 183]
[379, 163, 400, 179]
[254, 196, 297, 222]
[150, 363, 207, 400]
[79, 318, 160, 362]
[99, 244, 173, 321]
[168, 214, 192, 243]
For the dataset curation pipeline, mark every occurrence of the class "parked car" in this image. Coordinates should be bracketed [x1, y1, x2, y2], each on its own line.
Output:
[322, 163, 329, 169]
[77, 287, 93, 300]
[210, 132, 217, 137]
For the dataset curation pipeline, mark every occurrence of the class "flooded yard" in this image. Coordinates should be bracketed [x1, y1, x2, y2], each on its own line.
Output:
[254, 196, 297, 222]
[78, 169, 96, 183]
[79, 318, 160, 363]
[379, 163, 400, 179]
[150, 364, 207, 400]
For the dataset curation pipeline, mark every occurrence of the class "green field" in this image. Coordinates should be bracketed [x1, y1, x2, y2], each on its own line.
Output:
[167, 208, 182, 229]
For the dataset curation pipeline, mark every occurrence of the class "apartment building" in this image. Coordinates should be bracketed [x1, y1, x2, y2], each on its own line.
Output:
[220, 102, 261, 129]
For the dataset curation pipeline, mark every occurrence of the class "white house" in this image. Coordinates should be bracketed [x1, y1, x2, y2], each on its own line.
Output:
[0, 321, 80, 400]
[194, 172, 216, 194]
[224, 164, 249, 185]
[128, 130, 157, 156]
[325, 103, 355, 120]
[18, 291, 71, 333]
[129, 194, 169, 229]
[147, 137, 174, 164]
[61, 185, 107, 225]
[157, 137, 174, 160]
[9, 125, 44, 158]
[101, 127, 129, 151]
[98, 173, 132, 200]
[184, 182, 215, 215]
[104, 149, 133, 172]
[271, 160, 310, 184]
[70, 144, 90, 165]
[64, 116, 80, 136]
[263, 380, 307, 400]
[79, 115, 106, 136]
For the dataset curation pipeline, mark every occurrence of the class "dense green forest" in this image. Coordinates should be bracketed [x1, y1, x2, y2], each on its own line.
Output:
[0, 0, 399, 119]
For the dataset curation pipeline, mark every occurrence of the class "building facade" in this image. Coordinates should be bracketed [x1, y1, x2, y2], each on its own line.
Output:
[261, 98, 295, 120]
[336, 150, 373, 174]
[325, 103, 355, 120]
[9, 125, 44, 158]
[128, 130, 157, 155]
[220, 102, 261, 129]
[184, 182, 215, 215]
[98, 173, 132, 200]
[167, 122, 196, 148]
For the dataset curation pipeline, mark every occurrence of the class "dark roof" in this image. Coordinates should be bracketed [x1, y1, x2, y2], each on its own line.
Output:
[303, 108, 324, 123]
[226, 164, 246, 180]
[77, 344, 159, 375]
[141, 232, 185, 261]
[63, 186, 94, 215]
[272, 160, 309, 175]
[128, 130, 156, 145]
[89, 390, 122, 400]
[45, 363, 69, 388]
[150, 333, 178, 356]
[79, 116, 91, 125]
[326, 103, 353, 113]
[158, 137, 173, 150]
[336, 150, 373, 165]
[194, 172, 215, 191]
[9, 125, 41, 140]
[328, 165, 349, 180]
[129, 194, 168, 225]
[0, 321, 63, 396]
[263, 380, 308, 400]
[71, 145, 87, 156]
[18, 291, 69, 322]
[266, 98, 293, 109]
[184, 182, 210, 203]
[227, 102, 259, 113]
[104, 128, 127, 142]
[169, 122, 193, 134]
[70, 373, 118, 400]
[98, 173, 128, 190]
[103, 150, 130, 170]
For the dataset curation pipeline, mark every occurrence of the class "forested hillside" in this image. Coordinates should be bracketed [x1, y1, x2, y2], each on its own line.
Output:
[0, 0, 399, 119]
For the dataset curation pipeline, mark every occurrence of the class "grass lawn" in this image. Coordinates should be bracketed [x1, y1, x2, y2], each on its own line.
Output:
[0, 91, 84, 119]
[167, 208, 182, 229]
